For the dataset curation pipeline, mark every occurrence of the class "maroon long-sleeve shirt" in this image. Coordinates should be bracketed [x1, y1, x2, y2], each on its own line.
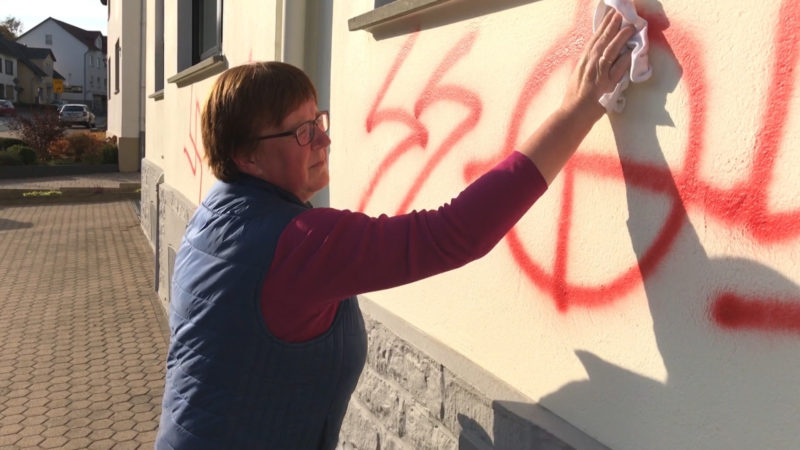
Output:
[260, 151, 547, 342]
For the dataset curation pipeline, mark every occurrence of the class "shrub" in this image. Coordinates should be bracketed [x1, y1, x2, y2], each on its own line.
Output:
[0, 150, 22, 166]
[6, 144, 37, 165]
[101, 143, 118, 164]
[48, 138, 71, 161]
[0, 137, 26, 150]
[65, 132, 104, 162]
[9, 109, 66, 161]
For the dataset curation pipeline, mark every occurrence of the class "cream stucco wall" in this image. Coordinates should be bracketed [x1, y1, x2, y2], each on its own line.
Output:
[144, 0, 283, 206]
[107, 0, 143, 139]
[331, 1, 800, 449]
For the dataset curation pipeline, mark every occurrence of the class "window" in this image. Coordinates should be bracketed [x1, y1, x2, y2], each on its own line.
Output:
[176, 0, 223, 71]
[169, 0, 226, 86]
[192, 0, 222, 64]
[114, 40, 120, 94]
[4, 60, 12, 75]
[45, 34, 52, 45]
[154, 0, 164, 92]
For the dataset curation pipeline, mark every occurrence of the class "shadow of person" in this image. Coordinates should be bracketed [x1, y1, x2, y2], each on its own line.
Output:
[536, 2, 800, 449]
[0, 217, 34, 231]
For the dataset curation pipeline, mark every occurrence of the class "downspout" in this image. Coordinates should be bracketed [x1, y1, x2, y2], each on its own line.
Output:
[153, 174, 165, 292]
[138, 0, 146, 171]
[274, 0, 284, 61]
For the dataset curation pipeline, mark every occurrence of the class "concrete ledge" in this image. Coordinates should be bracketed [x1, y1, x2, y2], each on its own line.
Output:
[0, 164, 119, 179]
[167, 54, 228, 88]
[348, 0, 450, 31]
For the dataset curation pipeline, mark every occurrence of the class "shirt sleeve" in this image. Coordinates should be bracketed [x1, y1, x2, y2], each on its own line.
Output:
[261, 151, 547, 341]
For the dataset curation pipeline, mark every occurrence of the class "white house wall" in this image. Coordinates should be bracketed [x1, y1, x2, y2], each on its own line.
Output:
[108, 0, 143, 138]
[330, 1, 800, 449]
[145, 0, 281, 206]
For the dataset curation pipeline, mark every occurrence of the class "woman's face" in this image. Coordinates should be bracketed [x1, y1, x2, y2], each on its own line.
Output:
[239, 98, 330, 202]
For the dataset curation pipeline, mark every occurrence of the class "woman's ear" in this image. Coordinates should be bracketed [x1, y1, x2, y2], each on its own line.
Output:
[232, 150, 260, 177]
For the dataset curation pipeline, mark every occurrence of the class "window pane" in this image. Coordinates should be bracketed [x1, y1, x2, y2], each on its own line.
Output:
[200, 0, 217, 55]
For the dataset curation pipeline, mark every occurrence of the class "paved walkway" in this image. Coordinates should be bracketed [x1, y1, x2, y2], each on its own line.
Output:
[0, 185, 169, 448]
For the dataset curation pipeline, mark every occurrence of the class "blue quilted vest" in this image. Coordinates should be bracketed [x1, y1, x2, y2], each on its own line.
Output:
[156, 175, 367, 449]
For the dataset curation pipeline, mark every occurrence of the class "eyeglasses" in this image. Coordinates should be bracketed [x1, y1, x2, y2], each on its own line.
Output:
[254, 111, 329, 146]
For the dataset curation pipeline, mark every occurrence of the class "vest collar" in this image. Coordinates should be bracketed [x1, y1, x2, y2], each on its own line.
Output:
[234, 173, 312, 208]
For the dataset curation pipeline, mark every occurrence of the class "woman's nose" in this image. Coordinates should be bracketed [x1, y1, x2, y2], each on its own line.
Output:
[315, 128, 331, 147]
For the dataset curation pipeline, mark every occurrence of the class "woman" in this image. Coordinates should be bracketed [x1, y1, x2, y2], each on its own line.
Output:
[156, 11, 635, 449]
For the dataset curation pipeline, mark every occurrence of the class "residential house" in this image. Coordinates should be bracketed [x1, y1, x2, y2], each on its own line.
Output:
[0, 34, 56, 105]
[105, 0, 145, 172]
[0, 41, 17, 101]
[17, 17, 107, 113]
[123, 1, 800, 449]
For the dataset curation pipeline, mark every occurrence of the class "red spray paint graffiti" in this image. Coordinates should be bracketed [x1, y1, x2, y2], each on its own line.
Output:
[360, 30, 482, 214]
[183, 87, 205, 204]
[360, 0, 800, 333]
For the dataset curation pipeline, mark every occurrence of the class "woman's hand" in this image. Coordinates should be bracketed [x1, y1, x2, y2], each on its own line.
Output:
[561, 10, 636, 122]
[519, 10, 638, 184]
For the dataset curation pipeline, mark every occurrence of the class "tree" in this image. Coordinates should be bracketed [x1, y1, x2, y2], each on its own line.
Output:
[9, 110, 66, 161]
[0, 16, 23, 40]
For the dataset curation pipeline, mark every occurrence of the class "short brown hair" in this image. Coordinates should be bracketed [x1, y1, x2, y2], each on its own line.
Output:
[202, 62, 318, 182]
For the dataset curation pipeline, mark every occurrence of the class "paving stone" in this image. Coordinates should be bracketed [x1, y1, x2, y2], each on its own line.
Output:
[0, 200, 168, 448]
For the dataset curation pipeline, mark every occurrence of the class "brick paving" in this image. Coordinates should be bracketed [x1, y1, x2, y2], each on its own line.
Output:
[0, 199, 168, 449]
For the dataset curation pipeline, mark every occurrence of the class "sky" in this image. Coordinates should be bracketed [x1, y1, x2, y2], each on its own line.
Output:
[2, 0, 108, 36]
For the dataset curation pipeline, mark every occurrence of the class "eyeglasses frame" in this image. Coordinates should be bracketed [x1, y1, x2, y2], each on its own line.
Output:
[254, 110, 329, 146]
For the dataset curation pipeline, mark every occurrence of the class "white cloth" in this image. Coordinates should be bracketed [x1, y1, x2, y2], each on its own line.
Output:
[593, 0, 652, 113]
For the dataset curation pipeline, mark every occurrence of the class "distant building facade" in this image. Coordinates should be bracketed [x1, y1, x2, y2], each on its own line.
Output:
[0, 40, 18, 101]
[0, 34, 56, 104]
[17, 17, 107, 112]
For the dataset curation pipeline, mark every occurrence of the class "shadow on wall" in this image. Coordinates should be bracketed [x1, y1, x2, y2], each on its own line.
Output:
[538, 2, 800, 449]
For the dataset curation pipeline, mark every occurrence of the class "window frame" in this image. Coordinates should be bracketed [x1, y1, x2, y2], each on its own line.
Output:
[168, 0, 227, 88]
[192, 0, 223, 63]
[348, 0, 451, 32]
[153, 0, 165, 95]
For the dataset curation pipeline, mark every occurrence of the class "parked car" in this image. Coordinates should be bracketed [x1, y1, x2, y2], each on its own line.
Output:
[59, 104, 96, 128]
[0, 99, 14, 116]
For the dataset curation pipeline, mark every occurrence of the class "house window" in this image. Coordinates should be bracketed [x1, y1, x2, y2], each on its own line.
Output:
[45, 34, 52, 45]
[114, 40, 120, 94]
[154, 0, 164, 92]
[5, 85, 12, 100]
[4, 60, 12, 75]
[192, 0, 223, 64]
[176, 0, 223, 72]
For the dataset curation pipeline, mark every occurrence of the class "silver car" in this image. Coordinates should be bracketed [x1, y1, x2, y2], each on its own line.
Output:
[59, 104, 96, 128]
